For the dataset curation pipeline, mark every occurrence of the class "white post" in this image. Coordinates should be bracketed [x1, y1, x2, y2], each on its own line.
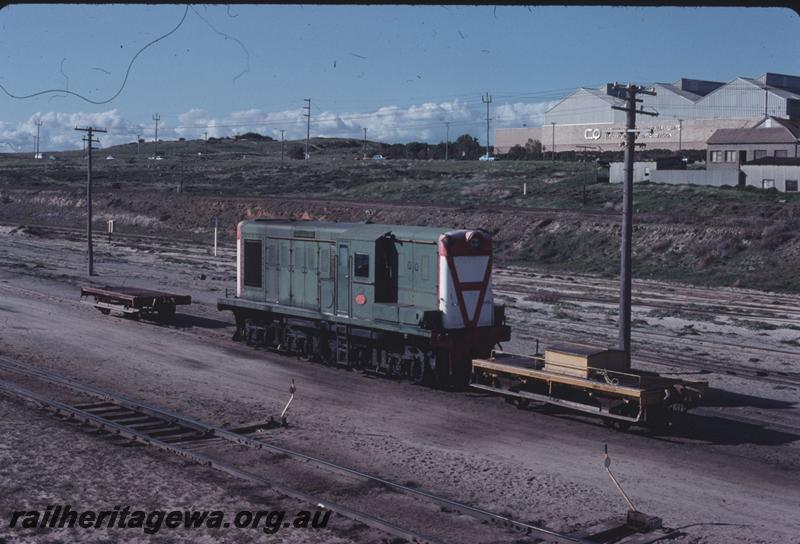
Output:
[213, 217, 218, 257]
[523, 182, 527, 196]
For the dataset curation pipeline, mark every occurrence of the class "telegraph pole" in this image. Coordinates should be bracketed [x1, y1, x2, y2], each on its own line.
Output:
[551, 122, 556, 162]
[136, 134, 141, 155]
[482, 92, 492, 158]
[152, 113, 161, 157]
[75, 126, 107, 276]
[35, 118, 43, 158]
[445, 121, 450, 161]
[610, 83, 658, 366]
[575, 144, 600, 206]
[363, 127, 368, 159]
[303, 98, 311, 160]
[280, 130, 285, 161]
[178, 154, 184, 193]
[204, 131, 208, 157]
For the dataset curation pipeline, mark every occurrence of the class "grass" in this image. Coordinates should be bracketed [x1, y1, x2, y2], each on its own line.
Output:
[3, 137, 800, 294]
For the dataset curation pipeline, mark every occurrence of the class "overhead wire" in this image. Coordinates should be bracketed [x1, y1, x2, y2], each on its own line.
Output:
[0, 5, 190, 105]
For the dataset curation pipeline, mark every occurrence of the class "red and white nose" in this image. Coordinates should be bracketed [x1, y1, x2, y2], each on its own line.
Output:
[438, 230, 494, 329]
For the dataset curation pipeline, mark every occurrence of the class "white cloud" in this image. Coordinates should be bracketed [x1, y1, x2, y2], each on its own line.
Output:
[1, 99, 556, 152]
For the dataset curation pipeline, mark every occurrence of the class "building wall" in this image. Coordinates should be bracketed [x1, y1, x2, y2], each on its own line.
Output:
[609, 162, 657, 184]
[649, 169, 740, 187]
[707, 143, 798, 170]
[546, 90, 624, 125]
[639, 86, 697, 119]
[694, 78, 792, 119]
[495, 117, 760, 154]
[740, 164, 800, 192]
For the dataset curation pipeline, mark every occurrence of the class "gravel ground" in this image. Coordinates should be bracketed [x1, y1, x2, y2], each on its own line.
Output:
[1, 226, 799, 544]
[0, 396, 364, 544]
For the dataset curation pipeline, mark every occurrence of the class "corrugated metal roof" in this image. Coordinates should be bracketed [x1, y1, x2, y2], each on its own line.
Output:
[706, 127, 798, 144]
[582, 87, 624, 106]
[756, 116, 800, 137]
[740, 78, 800, 100]
[654, 83, 702, 102]
[743, 157, 800, 166]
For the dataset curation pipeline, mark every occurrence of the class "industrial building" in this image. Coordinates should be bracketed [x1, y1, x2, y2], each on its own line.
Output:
[609, 116, 800, 192]
[495, 72, 800, 154]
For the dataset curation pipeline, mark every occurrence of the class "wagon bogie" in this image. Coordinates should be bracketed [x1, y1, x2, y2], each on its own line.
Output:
[81, 286, 191, 323]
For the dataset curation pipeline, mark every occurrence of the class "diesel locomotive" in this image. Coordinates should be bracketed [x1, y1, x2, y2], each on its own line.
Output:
[218, 219, 511, 386]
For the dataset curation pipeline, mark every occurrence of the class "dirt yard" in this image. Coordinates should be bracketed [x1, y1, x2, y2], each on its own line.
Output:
[1, 225, 799, 543]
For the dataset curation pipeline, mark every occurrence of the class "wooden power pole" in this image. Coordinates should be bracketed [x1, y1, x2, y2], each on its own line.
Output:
[74, 126, 107, 276]
[482, 92, 492, 158]
[610, 83, 657, 366]
[303, 99, 311, 160]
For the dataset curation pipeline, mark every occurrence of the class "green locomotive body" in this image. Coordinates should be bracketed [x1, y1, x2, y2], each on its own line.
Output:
[218, 219, 510, 386]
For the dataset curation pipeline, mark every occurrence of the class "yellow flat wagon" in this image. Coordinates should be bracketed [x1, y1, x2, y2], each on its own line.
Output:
[471, 344, 706, 430]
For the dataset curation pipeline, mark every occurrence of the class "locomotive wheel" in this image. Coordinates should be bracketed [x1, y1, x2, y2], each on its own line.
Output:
[410, 357, 426, 385]
[297, 337, 316, 362]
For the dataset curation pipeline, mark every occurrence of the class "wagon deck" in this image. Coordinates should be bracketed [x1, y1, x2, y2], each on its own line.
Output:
[471, 350, 707, 429]
[80, 285, 191, 322]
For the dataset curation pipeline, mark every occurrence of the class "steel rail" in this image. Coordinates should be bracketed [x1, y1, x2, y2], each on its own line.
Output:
[500, 317, 800, 388]
[0, 356, 586, 544]
[0, 377, 441, 544]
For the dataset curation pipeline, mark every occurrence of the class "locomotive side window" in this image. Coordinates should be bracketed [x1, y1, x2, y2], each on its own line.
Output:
[354, 253, 370, 278]
[243, 240, 263, 287]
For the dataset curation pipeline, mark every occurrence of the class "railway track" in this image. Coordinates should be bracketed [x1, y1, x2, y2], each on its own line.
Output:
[514, 321, 800, 390]
[0, 356, 677, 544]
[495, 278, 800, 326]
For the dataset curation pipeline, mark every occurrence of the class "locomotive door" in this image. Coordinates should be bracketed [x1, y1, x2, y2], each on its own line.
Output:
[319, 243, 335, 315]
[290, 240, 319, 310]
[336, 243, 351, 317]
[265, 238, 279, 303]
[278, 239, 292, 305]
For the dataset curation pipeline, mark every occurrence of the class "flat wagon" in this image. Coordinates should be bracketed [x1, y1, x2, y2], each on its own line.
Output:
[471, 344, 707, 429]
[80, 286, 191, 322]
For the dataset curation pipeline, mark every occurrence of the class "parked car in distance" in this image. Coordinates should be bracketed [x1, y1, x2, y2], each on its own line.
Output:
[372, 154, 385, 161]
[478, 154, 495, 161]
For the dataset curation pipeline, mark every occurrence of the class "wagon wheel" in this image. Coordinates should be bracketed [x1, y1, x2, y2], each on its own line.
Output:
[98, 307, 111, 315]
[514, 398, 531, 410]
[448, 357, 472, 391]
[155, 302, 176, 323]
[602, 417, 632, 431]
[665, 402, 689, 431]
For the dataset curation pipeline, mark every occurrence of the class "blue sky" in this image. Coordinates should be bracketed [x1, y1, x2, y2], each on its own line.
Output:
[1, 4, 798, 151]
